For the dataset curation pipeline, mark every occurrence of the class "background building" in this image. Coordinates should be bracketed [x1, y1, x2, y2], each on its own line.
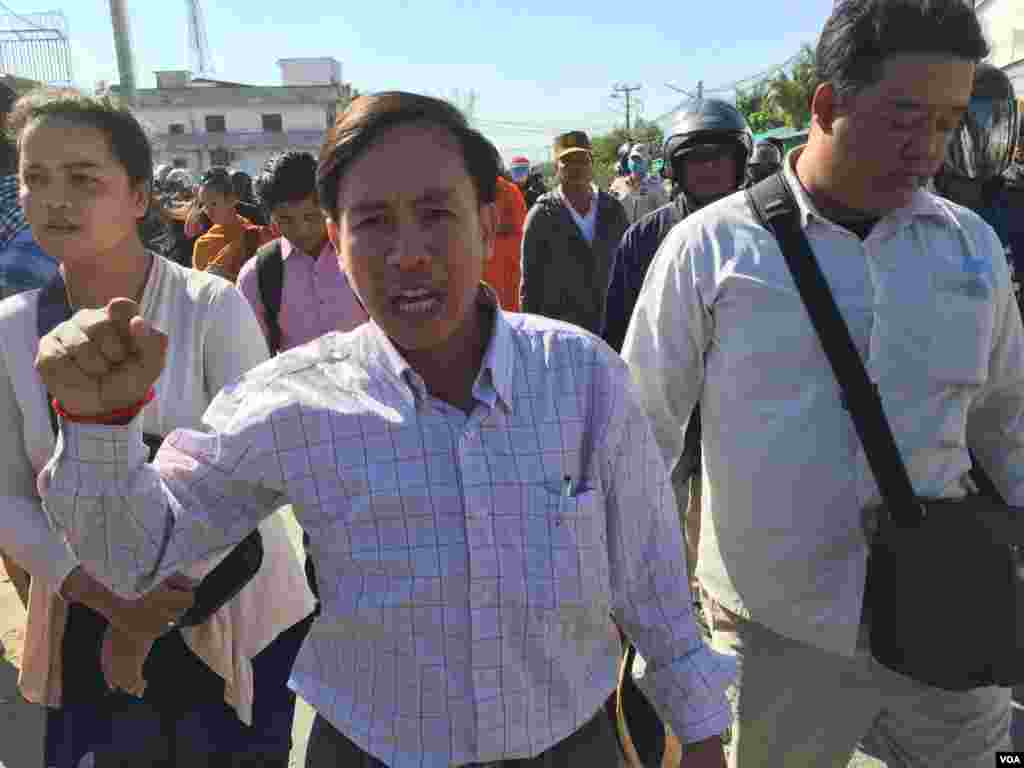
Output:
[123, 57, 351, 174]
[975, 0, 1024, 97]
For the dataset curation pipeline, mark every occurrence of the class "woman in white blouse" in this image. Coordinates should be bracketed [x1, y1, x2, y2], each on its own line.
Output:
[0, 89, 316, 767]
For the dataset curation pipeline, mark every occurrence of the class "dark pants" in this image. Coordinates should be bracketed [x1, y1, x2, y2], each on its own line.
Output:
[305, 707, 624, 768]
[46, 606, 315, 768]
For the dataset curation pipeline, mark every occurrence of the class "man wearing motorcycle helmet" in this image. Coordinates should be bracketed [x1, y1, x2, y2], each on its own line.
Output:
[604, 99, 753, 351]
[609, 143, 670, 224]
[747, 140, 785, 184]
[934, 63, 1024, 279]
[508, 155, 547, 208]
[616, 141, 632, 178]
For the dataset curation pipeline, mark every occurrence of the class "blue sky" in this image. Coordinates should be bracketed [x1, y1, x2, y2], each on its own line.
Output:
[51, 0, 834, 161]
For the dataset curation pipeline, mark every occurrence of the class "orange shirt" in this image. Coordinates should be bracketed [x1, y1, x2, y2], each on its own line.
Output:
[193, 214, 248, 271]
[484, 177, 527, 312]
[208, 225, 276, 283]
[193, 214, 274, 282]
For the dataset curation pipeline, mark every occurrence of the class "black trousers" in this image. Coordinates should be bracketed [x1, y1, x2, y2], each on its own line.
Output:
[305, 707, 624, 767]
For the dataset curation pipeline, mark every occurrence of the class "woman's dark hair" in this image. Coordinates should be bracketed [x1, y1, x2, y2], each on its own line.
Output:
[816, 0, 990, 100]
[230, 169, 254, 201]
[317, 91, 500, 217]
[9, 88, 153, 190]
[254, 151, 318, 212]
[198, 165, 235, 197]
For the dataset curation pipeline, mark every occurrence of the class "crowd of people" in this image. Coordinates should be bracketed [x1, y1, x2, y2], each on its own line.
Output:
[1, 0, 1023, 767]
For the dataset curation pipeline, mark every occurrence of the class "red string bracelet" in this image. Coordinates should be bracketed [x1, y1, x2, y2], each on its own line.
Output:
[53, 387, 156, 425]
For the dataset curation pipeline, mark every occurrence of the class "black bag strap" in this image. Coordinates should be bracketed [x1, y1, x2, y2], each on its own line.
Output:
[745, 173, 921, 523]
[255, 239, 284, 355]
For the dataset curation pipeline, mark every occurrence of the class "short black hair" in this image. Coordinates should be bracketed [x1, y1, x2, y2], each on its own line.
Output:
[816, 0, 990, 99]
[254, 151, 318, 212]
[230, 169, 254, 201]
[10, 88, 153, 190]
[198, 166, 234, 197]
[317, 91, 499, 218]
[0, 81, 18, 115]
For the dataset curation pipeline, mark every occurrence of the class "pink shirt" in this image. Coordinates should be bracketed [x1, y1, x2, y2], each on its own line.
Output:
[237, 238, 368, 352]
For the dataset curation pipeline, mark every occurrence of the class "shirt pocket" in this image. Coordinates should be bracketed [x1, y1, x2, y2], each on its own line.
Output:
[925, 275, 997, 387]
[523, 485, 612, 649]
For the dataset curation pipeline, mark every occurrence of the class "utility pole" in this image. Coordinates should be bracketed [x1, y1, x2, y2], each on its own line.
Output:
[697, 80, 703, 101]
[108, 0, 136, 106]
[611, 82, 642, 137]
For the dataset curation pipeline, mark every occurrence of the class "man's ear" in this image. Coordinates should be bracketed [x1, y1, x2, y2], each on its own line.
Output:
[811, 81, 839, 134]
[479, 202, 497, 258]
[132, 181, 151, 220]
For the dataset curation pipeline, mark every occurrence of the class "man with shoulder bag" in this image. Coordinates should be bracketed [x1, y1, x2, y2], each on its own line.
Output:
[621, 1, 1024, 765]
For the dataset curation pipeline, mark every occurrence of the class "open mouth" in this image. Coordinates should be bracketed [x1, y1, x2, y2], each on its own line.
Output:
[46, 224, 79, 234]
[392, 287, 445, 315]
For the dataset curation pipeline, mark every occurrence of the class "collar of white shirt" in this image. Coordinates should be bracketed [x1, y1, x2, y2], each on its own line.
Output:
[280, 236, 336, 262]
[359, 284, 516, 413]
[556, 183, 599, 215]
[783, 146, 948, 232]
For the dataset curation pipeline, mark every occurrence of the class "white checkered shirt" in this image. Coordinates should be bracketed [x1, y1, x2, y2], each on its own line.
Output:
[39, 293, 735, 767]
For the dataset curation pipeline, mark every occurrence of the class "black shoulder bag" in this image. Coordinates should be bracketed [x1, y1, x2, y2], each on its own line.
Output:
[255, 239, 284, 356]
[37, 273, 263, 629]
[747, 172, 1024, 691]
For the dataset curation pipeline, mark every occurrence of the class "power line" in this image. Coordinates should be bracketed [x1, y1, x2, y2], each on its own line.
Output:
[704, 52, 802, 95]
[610, 82, 642, 137]
[663, 51, 802, 104]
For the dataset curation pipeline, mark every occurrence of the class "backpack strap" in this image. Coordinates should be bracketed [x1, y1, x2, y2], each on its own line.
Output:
[255, 239, 284, 355]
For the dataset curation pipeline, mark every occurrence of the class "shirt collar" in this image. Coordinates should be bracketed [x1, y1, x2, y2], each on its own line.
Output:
[783, 145, 946, 231]
[363, 284, 515, 413]
[557, 183, 599, 212]
[280, 237, 336, 262]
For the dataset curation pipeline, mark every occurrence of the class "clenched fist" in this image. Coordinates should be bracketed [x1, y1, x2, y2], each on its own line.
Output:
[35, 298, 168, 417]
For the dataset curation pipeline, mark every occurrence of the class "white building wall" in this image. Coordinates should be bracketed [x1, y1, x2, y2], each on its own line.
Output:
[137, 103, 327, 135]
[279, 58, 341, 86]
[978, 0, 1024, 68]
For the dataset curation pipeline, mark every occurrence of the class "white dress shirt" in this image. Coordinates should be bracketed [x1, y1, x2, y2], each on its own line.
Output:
[557, 183, 599, 244]
[622, 148, 1024, 658]
[39, 289, 734, 767]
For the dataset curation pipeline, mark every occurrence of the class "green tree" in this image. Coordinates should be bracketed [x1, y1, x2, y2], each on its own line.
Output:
[735, 82, 785, 134]
[766, 43, 817, 130]
[590, 118, 665, 187]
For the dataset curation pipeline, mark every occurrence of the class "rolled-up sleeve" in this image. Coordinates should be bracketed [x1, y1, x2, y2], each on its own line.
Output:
[602, 369, 735, 744]
[38, 385, 287, 598]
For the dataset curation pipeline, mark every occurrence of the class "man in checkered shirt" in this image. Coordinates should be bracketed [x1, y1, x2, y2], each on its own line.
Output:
[35, 92, 734, 768]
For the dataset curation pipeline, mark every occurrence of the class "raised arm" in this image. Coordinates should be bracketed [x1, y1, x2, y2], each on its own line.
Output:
[35, 298, 285, 597]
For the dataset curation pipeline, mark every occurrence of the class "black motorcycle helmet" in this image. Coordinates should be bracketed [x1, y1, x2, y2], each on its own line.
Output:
[945, 63, 1019, 182]
[748, 140, 784, 183]
[617, 141, 632, 176]
[662, 98, 753, 190]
